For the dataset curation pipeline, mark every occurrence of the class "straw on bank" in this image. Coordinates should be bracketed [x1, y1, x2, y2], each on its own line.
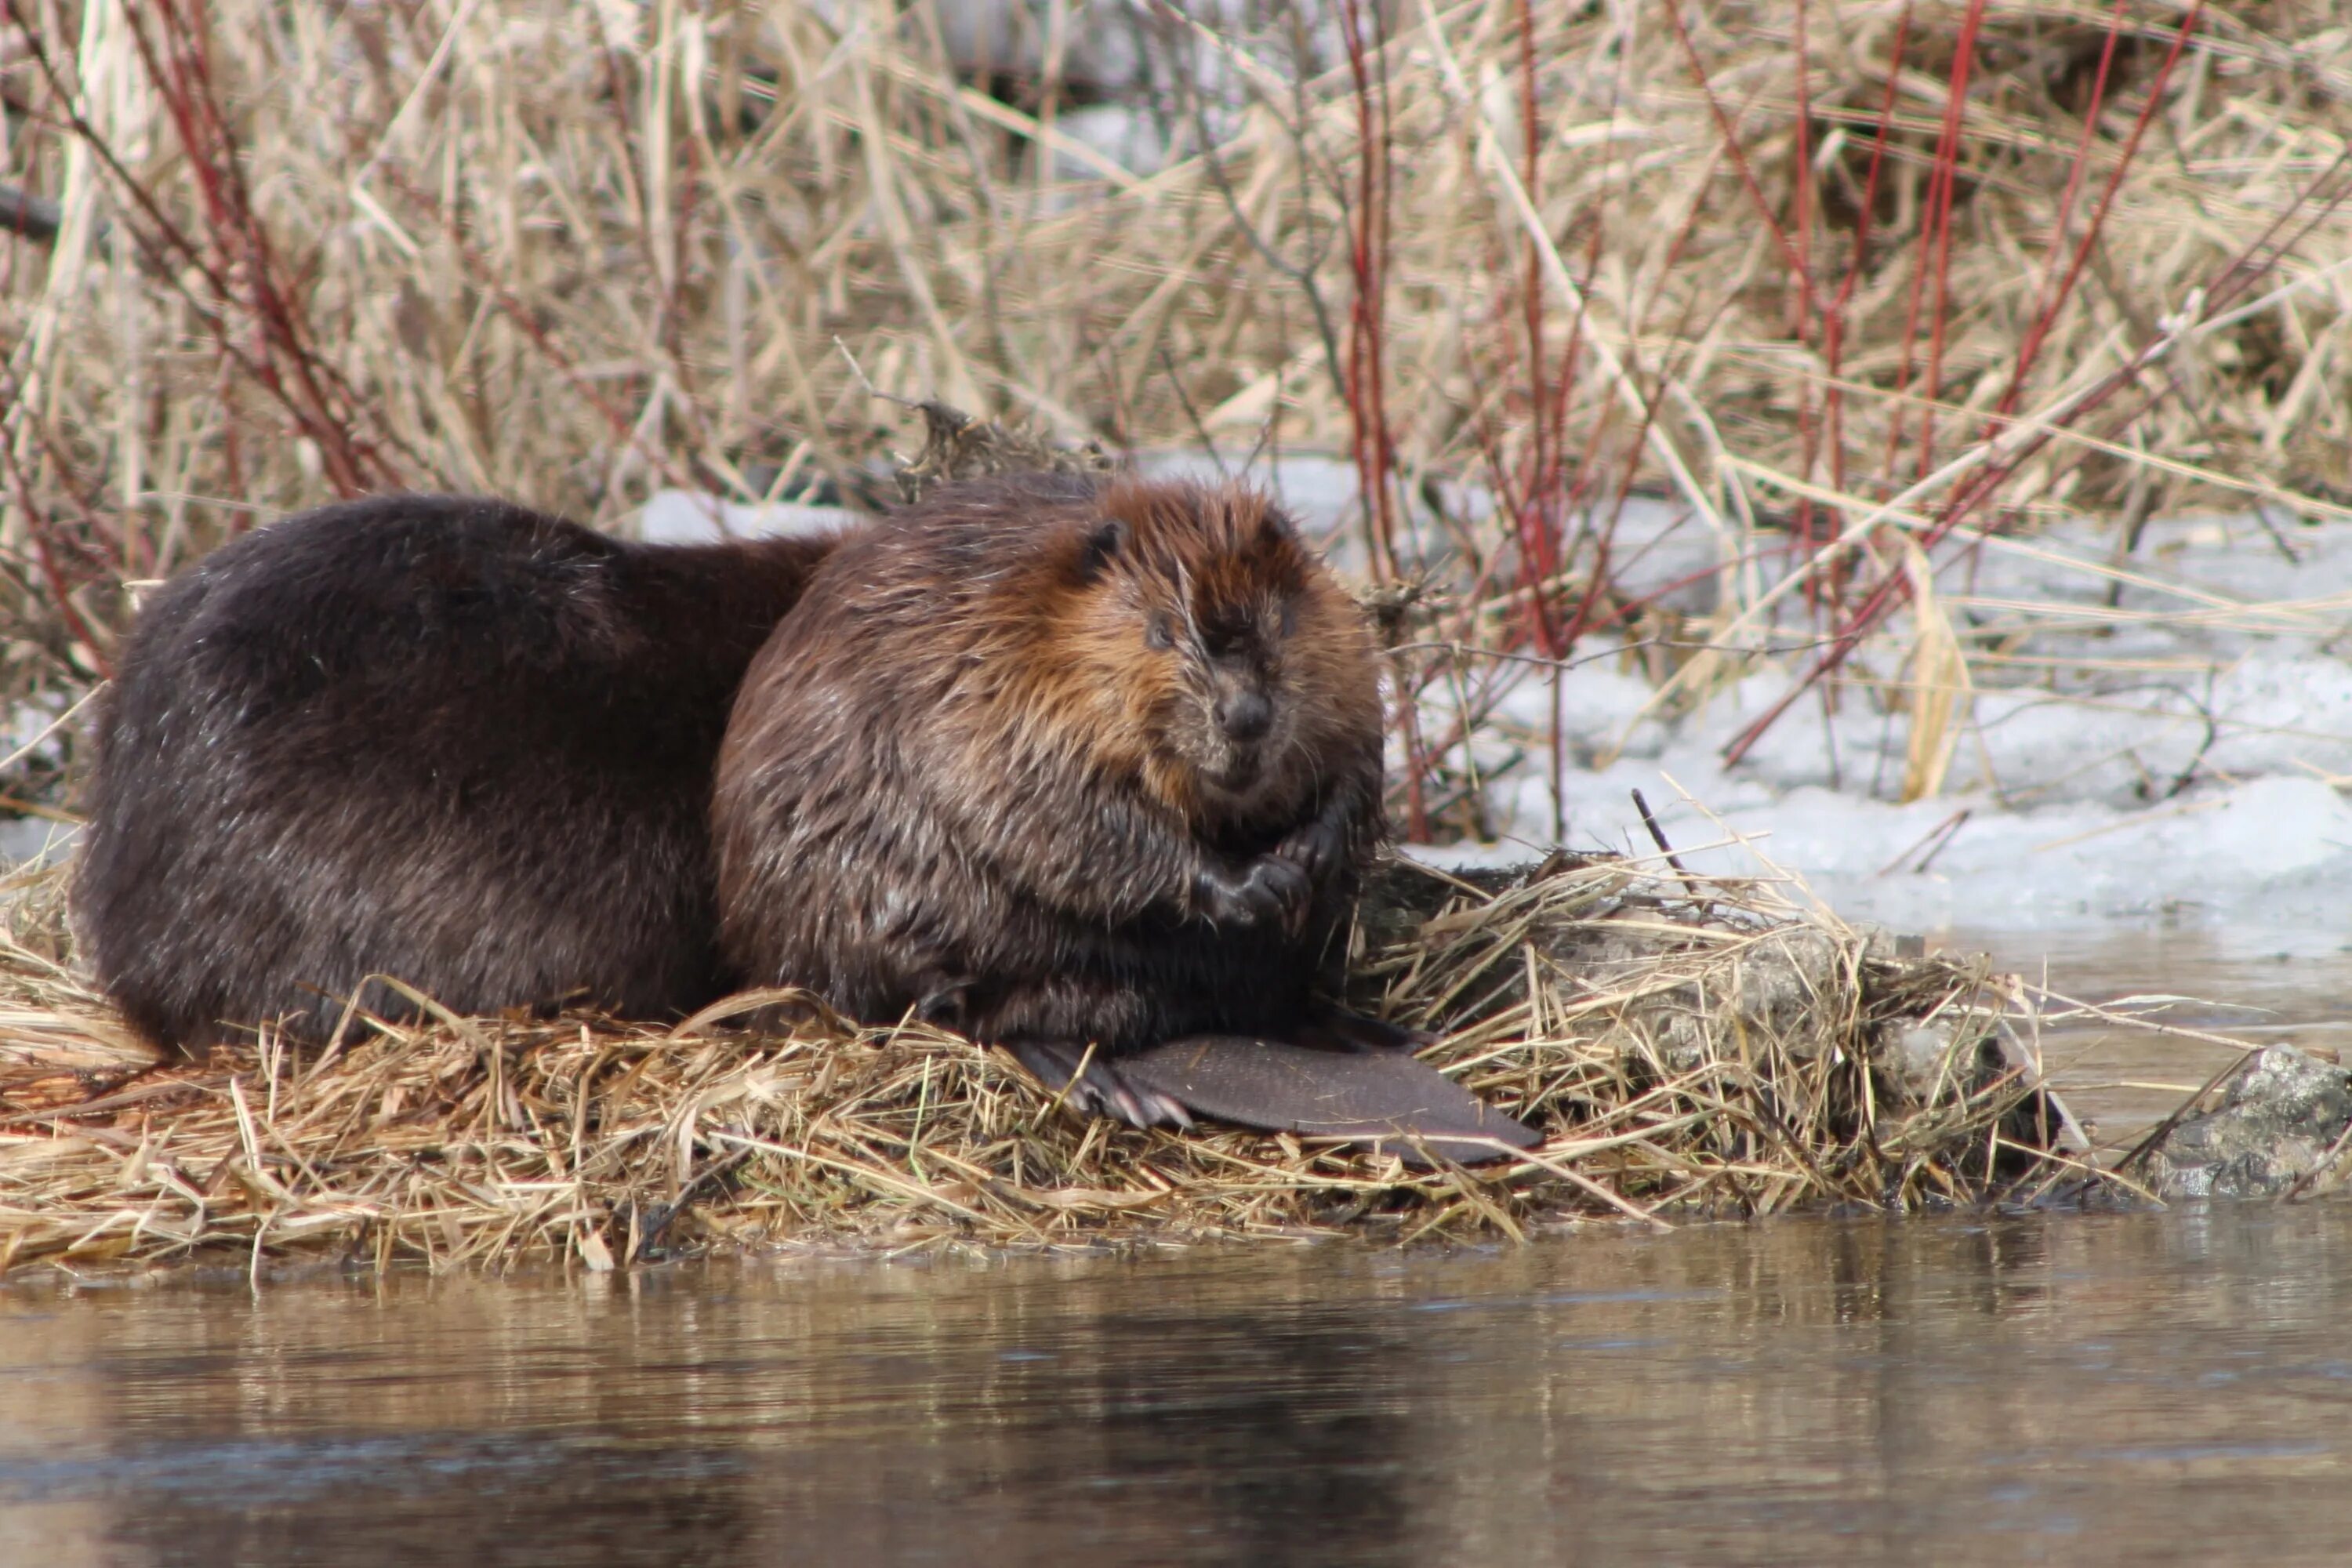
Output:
[0, 848, 2108, 1274]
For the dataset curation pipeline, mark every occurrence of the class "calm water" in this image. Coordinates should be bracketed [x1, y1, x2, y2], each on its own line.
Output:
[7, 1204, 2352, 1566]
[1958, 922, 2352, 1152]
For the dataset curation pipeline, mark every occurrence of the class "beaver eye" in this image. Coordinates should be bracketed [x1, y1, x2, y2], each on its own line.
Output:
[1145, 615, 1174, 651]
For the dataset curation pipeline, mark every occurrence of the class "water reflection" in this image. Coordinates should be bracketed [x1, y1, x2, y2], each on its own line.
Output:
[1945, 921, 2352, 1151]
[1955, 917, 2352, 1028]
[5, 1205, 2352, 1564]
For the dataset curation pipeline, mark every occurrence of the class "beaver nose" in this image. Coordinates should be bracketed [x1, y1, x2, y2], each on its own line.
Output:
[1215, 689, 1272, 742]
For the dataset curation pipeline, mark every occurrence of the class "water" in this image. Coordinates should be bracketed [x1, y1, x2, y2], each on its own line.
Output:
[1961, 921, 2352, 1152]
[6, 1203, 2352, 1566]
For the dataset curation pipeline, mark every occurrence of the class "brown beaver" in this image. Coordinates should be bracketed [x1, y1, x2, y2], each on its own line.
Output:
[74, 493, 840, 1051]
[712, 471, 1393, 1126]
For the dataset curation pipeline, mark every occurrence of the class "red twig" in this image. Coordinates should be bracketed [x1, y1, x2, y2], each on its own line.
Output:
[1990, 0, 2210, 436]
[1515, 0, 1564, 656]
[1789, 0, 1821, 595]
[1910, 0, 1989, 480]
[1661, 2, 1820, 331]
[123, 0, 397, 496]
[1720, 2, 2221, 766]
[2, 0, 413, 496]
[1335, 0, 1425, 838]
[1824, 2, 1911, 514]
[1719, 71, 2345, 772]
[1336, 0, 1400, 586]
[0, 372, 116, 675]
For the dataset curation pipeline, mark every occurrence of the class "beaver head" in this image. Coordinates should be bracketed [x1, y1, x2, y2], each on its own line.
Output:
[1037, 479, 1382, 829]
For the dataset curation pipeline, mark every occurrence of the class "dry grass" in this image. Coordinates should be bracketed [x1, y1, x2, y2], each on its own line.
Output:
[0, 848, 2138, 1276]
[5, 2, 2352, 801]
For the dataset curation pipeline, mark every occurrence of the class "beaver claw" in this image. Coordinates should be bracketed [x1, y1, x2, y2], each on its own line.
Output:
[1273, 801, 1350, 885]
[1007, 1040, 1196, 1130]
[1189, 853, 1312, 931]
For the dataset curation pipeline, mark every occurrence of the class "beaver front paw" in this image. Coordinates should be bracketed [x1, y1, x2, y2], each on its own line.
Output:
[1190, 853, 1312, 931]
[1273, 806, 1348, 885]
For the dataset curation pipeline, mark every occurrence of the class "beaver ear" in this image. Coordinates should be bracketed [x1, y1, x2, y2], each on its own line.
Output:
[1076, 517, 1126, 581]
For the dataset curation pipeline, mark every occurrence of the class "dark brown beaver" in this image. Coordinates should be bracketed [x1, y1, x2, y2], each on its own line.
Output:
[713, 470, 1388, 1126]
[74, 493, 840, 1051]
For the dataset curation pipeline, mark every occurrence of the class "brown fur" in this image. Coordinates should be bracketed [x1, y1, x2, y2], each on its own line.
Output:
[713, 471, 1387, 1123]
[74, 494, 840, 1051]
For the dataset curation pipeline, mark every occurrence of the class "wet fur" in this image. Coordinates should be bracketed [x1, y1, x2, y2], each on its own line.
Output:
[75, 494, 838, 1051]
[713, 472, 1386, 1099]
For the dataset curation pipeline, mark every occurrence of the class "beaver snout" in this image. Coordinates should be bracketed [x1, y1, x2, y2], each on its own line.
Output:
[1214, 688, 1272, 742]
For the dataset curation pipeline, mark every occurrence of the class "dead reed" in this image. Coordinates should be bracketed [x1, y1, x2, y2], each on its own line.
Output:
[0, 848, 2126, 1276]
[5, 2, 2350, 819]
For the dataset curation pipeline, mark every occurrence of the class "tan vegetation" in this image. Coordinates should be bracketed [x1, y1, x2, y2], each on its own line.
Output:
[0, 850, 2154, 1274]
[2, 2, 2350, 750]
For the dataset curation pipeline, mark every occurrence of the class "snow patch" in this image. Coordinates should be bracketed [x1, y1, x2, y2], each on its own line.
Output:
[635, 489, 857, 544]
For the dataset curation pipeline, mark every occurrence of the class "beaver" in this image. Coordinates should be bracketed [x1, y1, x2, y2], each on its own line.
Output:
[74, 493, 840, 1051]
[712, 470, 1397, 1127]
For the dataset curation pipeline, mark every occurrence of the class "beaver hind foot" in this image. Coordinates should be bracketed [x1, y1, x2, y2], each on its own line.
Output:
[1115, 1033, 1541, 1168]
[1006, 1040, 1197, 1130]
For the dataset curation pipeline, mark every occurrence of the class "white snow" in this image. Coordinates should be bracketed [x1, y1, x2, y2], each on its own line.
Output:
[635, 489, 858, 544]
[0, 815, 78, 868]
[1386, 492, 2352, 938]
